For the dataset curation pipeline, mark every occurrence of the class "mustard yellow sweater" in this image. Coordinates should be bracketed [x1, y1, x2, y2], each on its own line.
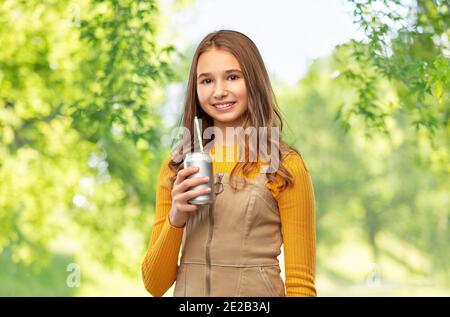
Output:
[142, 144, 316, 297]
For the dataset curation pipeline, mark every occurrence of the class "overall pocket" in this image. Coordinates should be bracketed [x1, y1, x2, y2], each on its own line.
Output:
[237, 266, 284, 297]
[259, 266, 286, 297]
[258, 267, 277, 297]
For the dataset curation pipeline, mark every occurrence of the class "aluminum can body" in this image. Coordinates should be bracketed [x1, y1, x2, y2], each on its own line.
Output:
[183, 152, 214, 205]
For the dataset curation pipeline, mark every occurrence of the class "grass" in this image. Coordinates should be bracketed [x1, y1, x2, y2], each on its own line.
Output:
[1, 230, 448, 296]
[0, 249, 77, 296]
[316, 230, 450, 296]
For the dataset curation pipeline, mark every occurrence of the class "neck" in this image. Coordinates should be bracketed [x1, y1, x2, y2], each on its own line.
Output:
[213, 134, 238, 147]
[213, 117, 244, 147]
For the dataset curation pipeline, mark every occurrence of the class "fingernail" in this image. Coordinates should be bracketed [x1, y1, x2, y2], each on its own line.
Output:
[204, 176, 209, 181]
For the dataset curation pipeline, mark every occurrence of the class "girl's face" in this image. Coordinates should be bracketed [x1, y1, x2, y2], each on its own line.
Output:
[196, 48, 249, 130]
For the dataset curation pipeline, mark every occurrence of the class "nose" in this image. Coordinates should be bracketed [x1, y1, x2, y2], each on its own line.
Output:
[213, 80, 228, 99]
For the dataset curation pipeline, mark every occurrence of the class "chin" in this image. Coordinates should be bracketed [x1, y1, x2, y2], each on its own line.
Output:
[214, 114, 242, 123]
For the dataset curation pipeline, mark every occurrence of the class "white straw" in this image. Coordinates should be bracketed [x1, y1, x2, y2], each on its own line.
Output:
[194, 116, 204, 153]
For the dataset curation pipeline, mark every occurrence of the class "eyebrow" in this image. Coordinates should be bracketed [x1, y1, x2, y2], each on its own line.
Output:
[197, 69, 243, 79]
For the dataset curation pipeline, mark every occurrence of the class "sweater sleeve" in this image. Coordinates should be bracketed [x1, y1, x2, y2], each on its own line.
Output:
[266, 152, 317, 296]
[141, 155, 185, 296]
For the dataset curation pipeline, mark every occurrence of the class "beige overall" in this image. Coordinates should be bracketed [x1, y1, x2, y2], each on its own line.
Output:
[173, 172, 286, 297]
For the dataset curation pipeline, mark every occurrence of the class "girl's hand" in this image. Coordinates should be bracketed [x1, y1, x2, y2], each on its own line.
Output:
[168, 166, 211, 228]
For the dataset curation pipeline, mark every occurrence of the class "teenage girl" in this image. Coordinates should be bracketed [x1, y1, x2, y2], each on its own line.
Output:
[142, 30, 316, 297]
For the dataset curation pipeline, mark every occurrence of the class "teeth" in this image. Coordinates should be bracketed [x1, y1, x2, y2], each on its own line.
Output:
[214, 102, 234, 109]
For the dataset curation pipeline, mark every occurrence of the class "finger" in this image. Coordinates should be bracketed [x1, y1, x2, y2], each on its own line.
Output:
[179, 187, 211, 202]
[174, 166, 199, 186]
[178, 176, 210, 192]
[179, 204, 198, 213]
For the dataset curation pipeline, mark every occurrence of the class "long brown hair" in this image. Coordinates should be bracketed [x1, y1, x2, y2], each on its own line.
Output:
[168, 30, 300, 192]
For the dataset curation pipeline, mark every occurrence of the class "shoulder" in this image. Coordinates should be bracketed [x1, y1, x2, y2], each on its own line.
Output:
[282, 150, 310, 175]
[158, 153, 177, 189]
[163, 152, 174, 166]
[265, 150, 310, 198]
[159, 153, 173, 173]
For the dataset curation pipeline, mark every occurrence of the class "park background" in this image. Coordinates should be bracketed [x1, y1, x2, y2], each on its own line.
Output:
[0, 0, 448, 296]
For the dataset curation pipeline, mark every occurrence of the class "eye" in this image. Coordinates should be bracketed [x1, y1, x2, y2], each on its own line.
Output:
[199, 75, 240, 85]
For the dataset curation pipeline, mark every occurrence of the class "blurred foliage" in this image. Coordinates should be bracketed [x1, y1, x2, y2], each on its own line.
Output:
[0, 0, 448, 295]
[280, 53, 449, 282]
[340, 0, 449, 175]
[0, 0, 176, 273]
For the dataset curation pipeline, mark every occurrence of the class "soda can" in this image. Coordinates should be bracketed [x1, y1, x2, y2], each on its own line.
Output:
[183, 152, 214, 205]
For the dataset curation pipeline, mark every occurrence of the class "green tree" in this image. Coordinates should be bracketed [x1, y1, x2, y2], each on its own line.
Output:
[0, 0, 176, 274]
[279, 50, 449, 284]
[340, 0, 449, 175]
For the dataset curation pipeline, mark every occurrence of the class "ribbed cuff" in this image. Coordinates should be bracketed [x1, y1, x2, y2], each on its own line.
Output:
[161, 214, 185, 244]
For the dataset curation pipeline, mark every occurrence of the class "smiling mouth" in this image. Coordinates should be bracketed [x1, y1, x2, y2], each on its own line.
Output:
[211, 102, 236, 111]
